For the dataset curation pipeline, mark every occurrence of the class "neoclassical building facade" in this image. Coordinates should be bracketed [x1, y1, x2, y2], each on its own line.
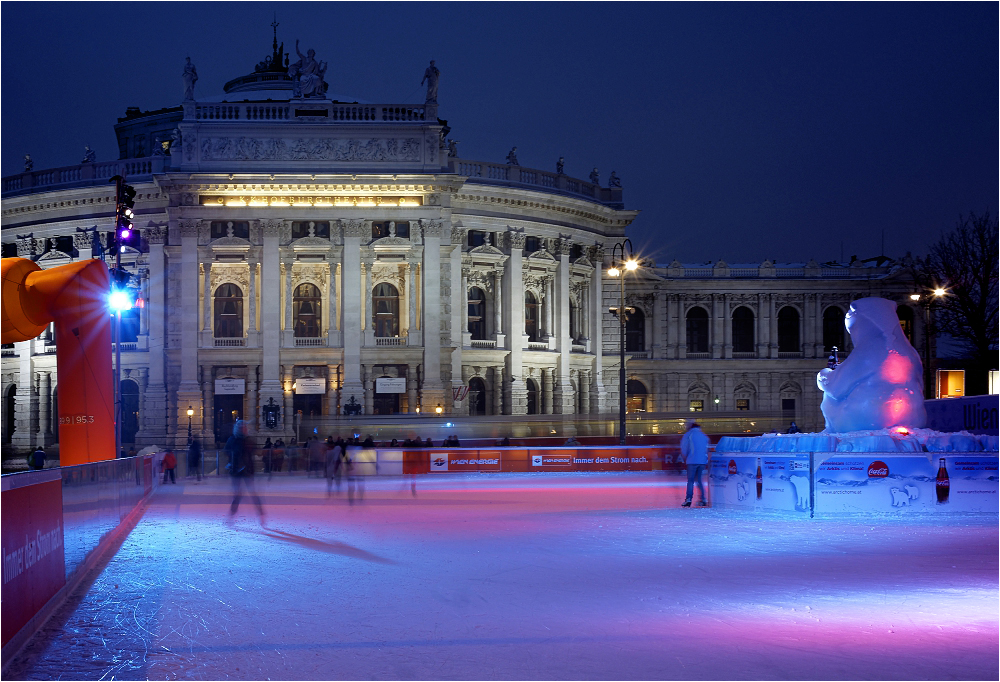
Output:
[2, 40, 926, 450]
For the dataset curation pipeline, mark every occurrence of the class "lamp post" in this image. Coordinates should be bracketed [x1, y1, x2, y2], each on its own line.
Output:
[186, 406, 194, 442]
[608, 239, 638, 445]
[911, 288, 946, 398]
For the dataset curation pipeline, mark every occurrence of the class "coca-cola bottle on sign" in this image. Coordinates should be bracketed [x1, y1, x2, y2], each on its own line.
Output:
[756, 457, 763, 499]
[936, 458, 949, 503]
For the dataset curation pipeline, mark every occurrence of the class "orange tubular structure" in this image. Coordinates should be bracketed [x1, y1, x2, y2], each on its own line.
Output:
[2, 257, 115, 465]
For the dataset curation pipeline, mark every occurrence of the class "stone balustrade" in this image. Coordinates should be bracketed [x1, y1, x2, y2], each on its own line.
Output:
[450, 159, 624, 208]
[190, 102, 425, 123]
[3, 158, 159, 197]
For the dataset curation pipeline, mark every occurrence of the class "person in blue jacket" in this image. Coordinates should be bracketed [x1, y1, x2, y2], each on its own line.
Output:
[680, 421, 710, 507]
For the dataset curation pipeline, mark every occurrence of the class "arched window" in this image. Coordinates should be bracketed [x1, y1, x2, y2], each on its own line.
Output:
[120, 380, 139, 444]
[626, 379, 647, 413]
[525, 292, 539, 342]
[468, 287, 486, 340]
[469, 377, 487, 416]
[526, 379, 539, 415]
[213, 283, 243, 338]
[823, 306, 845, 352]
[293, 283, 322, 337]
[732, 306, 755, 353]
[777, 306, 800, 353]
[896, 305, 915, 344]
[373, 283, 400, 337]
[686, 306, 709, 353]
[626, 308, 645, 352]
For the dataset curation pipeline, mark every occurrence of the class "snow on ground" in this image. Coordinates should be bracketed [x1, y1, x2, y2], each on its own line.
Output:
[7, 472, 998, 681]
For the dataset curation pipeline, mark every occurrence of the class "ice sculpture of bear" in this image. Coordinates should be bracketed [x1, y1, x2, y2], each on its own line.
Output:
[817, 297, 927, 432]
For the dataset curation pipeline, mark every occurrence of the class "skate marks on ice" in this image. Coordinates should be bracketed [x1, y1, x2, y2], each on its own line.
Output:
[257, 528, 395, 563]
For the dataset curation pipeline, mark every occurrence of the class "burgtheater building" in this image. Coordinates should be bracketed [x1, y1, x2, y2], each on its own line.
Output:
[1, 38, 926, 450]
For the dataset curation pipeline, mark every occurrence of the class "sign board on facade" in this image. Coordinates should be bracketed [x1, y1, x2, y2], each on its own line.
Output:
[376, 377, 407, 394]
[295, 378, 326, 395]
[215, 378, 245, 395]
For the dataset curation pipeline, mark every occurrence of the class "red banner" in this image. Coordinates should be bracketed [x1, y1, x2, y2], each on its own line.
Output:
[2, 475, 66, 647]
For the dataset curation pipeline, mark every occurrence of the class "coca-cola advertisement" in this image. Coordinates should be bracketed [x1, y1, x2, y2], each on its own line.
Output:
[814, 454, 998, 513]
[709, 455, 811, 512]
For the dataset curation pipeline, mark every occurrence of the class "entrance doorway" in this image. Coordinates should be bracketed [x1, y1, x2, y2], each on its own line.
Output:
[373, 383, 400, 415]
[120, 380, 139, 444]
[214, 394, 243, 444]
[469, 377, 487, 416]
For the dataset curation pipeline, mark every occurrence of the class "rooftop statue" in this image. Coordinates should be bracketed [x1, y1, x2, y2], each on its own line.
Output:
[608, 171, 621, 188]
[82, 145, 96, 163]
[505, 147, 519, 166]
[556, 157, 565, 174]
[816, 297, 927, 432]
[447, 139, 459, 158]
[589, 168, 600, 185]
[421, 60, 440, 104]
[24, 154, 33, 172]
[182, 57, 198, 101]
[289, 40, 328, 98]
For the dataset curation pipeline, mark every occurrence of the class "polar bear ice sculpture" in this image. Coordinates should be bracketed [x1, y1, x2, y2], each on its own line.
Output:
[816, 297, 926, 432]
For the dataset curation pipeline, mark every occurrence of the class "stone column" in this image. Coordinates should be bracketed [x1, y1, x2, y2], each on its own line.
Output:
[580, 369, 591, 414]
[246, 365, 258, 434]
[258, 220, 285, 429]
[461, 268, 469, 336]
[12, 341, 37, 451]
[768, 295, 778, 359]
[666, 294, 678, 359]
[449, 234, 464, 413]
[37, 371, 51, 444]
[283, 261, 294, 345]
[340, 221, 364, 407]
[503, 231, 527, 414]
[406, 365, 418, 414]
[201, 365, 214, 443]
[363, 365, 374, 415]
[711, 294, 723, 359]
[723, 294, 733, 359]
[73, 229, 94, 261]
[553, 240, 574, 413]
[589, 246, 606, 412]
[327, 261, 338, 345]
[420, 220, 445, 408]
[363, 258, 374, 344]
[247, 260, 258, 345]
[177, 221, 203, 447]
[492, 366, 503, 415]
[282, 366, 295, 440]
[757, 292, 768, 358]
[138, 226, 168, 445]
[202, 262, 211, 335]
[493, 267, 504, 344]
[542, 367, 554, 415]
[407, 261, 418, 342]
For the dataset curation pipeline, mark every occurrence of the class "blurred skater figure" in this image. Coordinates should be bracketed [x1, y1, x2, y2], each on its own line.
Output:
[424, 437, 433, 447]
[262, 438, 273, 475]
[563, 436, 581, 446]
[680, 421, 709, 507]
[187, 437, 202, 481]
[272, 438, 285, 473]
[443, 434, 461, 447]
[308, 436, 326, 477]
[326, 437, 343, 497]
[786, 421, 800, 434]
[161, 450, 177, 484]
[226, 420, 265, 525]
[29, 446, 45, 470]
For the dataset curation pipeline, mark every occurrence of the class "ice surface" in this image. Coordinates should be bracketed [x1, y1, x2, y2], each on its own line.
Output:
[817, 297, 927, 432]
[6, 473, 997, 681]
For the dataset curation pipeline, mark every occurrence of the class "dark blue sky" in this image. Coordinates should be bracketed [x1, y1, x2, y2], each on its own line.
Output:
[3, 2, 996, 264]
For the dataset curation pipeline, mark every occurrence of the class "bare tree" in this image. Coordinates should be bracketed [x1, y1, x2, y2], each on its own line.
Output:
[917, 212, 998, 395]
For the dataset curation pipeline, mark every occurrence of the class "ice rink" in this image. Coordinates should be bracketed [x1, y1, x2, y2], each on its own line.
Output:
[6, 472, 998, 681]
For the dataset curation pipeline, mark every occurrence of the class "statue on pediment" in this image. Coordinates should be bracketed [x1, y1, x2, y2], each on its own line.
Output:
[289, 40, 328, 98]
[608, 171, 621, 188]
[82, 146, 96, 163]
[421, 60, 440, 104]
[23, 154, 33, 172]
[182, 57, 198, 101]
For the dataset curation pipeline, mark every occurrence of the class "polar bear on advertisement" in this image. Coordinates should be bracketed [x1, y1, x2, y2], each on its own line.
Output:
[788, 474, 810, 510]
[816, 298, 927, 432]
[890, 487, 911, 507]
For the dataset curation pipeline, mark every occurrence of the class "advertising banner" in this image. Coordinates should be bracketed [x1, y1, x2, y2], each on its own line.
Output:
[294, 378, 326, 395]
[375, 377, 407, 394]
[814, 453, 998, 513]
[214, 378, 245, 395]
[429, 450, 502, 473]
[1, 475, 66, 648]
[710, 455, 811, 513]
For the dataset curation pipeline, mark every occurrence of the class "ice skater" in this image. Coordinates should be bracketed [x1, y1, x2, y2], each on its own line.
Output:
[187, 437, 202, 481]
[680, 421, 709, 507]
[226, 420, 266, 525]
[326, 437, 343, 497]
[161, 450, 177, 484]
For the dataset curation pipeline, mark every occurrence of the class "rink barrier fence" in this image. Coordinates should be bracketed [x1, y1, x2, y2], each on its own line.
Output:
[1, 453, 163, 671]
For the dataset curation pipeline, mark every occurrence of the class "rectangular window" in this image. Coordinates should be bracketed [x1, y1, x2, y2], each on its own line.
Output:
[524, 236, 541, 254]
[468, 230, 488, 247]
[736, 399, 749, 411]
[689, 400, 704, 412]
[372, 221, 409, 240]
[211, 221, 250, 239]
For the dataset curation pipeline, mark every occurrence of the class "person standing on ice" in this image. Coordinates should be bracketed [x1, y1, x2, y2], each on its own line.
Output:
[226, 420, 266, 525]
[680, 421, 710, 507]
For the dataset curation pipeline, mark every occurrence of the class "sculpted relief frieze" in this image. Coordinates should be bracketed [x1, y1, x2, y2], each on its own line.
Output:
[199, 137, 422, 163]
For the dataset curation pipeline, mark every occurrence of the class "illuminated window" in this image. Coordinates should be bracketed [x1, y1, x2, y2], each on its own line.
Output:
[626, 379, 647, 413]
[896, 305, 915, 344]
[736, 398, 750, 411]
[372, 221, 409, 239]
[293, 283, 322, 337]
[689, 400, 704, 412]
[292, 221, 330, 239]
[373, 283, 400, 337]
[210, 221, 249, 239]
[213, 284, 243, 337]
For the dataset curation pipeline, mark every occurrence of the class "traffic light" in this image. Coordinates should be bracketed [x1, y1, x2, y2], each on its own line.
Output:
[108, 267, 136, 311]
[110, 175, 140, 253]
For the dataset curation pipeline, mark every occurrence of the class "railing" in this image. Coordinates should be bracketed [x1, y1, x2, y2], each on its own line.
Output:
[683, 269, 713, 277]
[732, 351, 757, 359]
[214, 337, 246, 347]
[375, 336, 405, 346]
[3, 157, 158, 197]
[246, 104, 291, 120]
[777, 351, 803, 358]
[114, 342, 137, 352]
[776, 268, 805, 277]
[571, 344, 587, 353]
[470, 339, 497, 348]
[192, 102, 424, 123]
[685, 352, 711, 359]
[527, 342, 549, 350]
[627, 351, 652, 359]
[1, 349, 15, 358]
[449, 159, 620, 207]
[730, 269, 758, 277]
[295, 337, 325, 347]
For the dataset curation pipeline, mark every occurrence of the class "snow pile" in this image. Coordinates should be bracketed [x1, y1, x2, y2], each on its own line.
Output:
[717, 427, 999, 453]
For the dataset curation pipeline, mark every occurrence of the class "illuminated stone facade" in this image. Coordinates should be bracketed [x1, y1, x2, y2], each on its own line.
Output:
[1, 43, 926, 450]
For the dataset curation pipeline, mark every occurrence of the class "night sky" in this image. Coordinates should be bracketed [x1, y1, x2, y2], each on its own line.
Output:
[2, 2, 996, 265]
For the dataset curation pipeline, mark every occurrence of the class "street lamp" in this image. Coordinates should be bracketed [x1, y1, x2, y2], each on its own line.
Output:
[608, 239, 638, 445]
[435, 404, 443, 415]
[186, 406, 194, 442]
[911, 288, 947, 398]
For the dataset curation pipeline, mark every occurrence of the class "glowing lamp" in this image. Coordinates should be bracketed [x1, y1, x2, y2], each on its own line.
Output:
[933, 288, 946, 297]
[625, 259, 638, 271]
[119, 227, 131, 240]
[435, 404, 443, 414]
[108, 290, 133, 311]
[909, 294, 920, 301]
[608, 266, 620, 277]
[186, 407, 194, 418]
